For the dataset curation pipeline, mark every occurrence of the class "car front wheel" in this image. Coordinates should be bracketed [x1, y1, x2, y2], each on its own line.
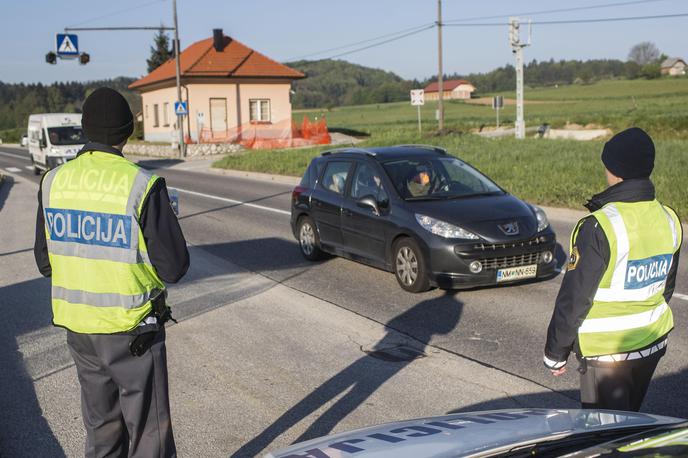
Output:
[297, 216, 324, 261]
[393, 238, 430, 293]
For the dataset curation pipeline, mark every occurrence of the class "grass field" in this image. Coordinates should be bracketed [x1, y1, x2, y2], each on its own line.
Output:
[214, 78, 688, 215]
[296, 78, 688, 139]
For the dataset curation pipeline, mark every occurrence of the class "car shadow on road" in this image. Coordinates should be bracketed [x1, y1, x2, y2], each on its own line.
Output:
[0, 276, 66, 457]
[232, 290, 464, 457]
[194, 237, 326, 278]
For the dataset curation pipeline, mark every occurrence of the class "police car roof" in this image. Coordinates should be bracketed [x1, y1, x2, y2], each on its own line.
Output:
[320, 145, 447, 161]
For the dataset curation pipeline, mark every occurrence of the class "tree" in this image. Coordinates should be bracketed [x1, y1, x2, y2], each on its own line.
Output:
[628, 42, 660, 66]
[147, 28, 173, 73]
[639, 63, 661, 79]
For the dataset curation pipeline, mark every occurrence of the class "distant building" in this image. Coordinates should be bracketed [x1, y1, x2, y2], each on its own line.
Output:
[660, 58, 687, 76]
[423, 79, 476, 100]
[129, 29, 305, 143]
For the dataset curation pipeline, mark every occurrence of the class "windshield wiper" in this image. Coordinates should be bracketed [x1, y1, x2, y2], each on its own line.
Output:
[445, 191, 502, 200]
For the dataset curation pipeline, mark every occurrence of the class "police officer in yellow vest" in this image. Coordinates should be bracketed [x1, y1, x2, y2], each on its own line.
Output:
[34, 88, 189, 456]
[544, 127, 682, 411]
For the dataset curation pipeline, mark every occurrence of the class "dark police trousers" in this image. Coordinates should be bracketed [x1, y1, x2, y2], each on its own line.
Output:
[579, 350, 663, 411]
[66, 327, 176, 458]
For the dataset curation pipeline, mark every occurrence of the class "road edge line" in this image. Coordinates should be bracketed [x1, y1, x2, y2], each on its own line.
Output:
[174, 187, 291, 216]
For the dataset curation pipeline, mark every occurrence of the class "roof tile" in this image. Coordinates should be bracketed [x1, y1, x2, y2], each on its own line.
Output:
[130, 35, 304, 90]
[424, 79, 474, 93]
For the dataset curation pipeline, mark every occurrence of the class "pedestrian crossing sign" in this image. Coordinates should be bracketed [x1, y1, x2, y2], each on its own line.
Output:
[174, 101, 188, 116]
[56, 34, 79, 57]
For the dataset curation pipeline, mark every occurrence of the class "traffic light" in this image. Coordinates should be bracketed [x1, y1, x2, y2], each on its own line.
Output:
[46, 51, 57, 65]
[79, 53, 90, 65]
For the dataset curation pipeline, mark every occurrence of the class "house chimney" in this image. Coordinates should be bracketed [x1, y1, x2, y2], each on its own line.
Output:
[213, 29, 224, 51]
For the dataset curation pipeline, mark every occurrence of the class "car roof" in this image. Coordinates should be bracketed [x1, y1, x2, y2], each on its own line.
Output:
[320, 145, 448, 162]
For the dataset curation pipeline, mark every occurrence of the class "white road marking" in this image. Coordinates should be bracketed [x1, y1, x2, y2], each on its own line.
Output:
[5, 167, 21, 173]
[174, 187, 291, 216]
[674, 293, 688, 302]
[0, 150, 30, 161]
[25, 165, 34, 170]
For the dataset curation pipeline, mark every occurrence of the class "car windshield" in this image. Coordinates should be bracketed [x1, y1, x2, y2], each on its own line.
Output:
[382, 156, 503, 200]
[47, 126, 87, 146]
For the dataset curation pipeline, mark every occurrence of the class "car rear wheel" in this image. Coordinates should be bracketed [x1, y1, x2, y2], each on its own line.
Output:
[393, 238, 430, 293]
[297, 216, 324, 261]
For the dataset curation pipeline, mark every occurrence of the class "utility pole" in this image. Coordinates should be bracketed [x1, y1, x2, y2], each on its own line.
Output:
[509, 17, 530, 139]
[172, 0, 185, 157]
[437, 0, 444, 131]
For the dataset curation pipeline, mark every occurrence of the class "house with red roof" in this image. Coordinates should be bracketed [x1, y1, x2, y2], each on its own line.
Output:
[423, 79, 476, 101]
[129, 29, 305, 143]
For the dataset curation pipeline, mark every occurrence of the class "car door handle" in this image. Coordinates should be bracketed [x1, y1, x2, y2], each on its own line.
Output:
[342, 209, 353, 217]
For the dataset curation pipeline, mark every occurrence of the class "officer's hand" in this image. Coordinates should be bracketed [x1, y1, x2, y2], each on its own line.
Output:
[550, 367, 567, 377]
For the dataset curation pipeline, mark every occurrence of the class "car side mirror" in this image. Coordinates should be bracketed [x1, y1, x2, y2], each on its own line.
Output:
[39, 135, 47, 149]
[357, 195, 379, 216]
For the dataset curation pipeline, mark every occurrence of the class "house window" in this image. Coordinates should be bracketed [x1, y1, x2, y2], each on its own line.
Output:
[163, 102, 170, 126]
[153, 104, 160, 127]
[249, 99, 270, 123]
[145, 105, 148, 119]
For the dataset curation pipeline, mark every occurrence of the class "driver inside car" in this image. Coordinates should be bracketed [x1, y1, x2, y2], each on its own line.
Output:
[406, 166, 433, 197]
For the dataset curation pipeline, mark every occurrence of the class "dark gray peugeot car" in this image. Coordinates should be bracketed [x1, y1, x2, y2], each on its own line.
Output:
[290, 145, 557, 292]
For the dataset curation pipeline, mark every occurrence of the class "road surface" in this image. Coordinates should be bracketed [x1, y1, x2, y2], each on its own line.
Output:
[1, 145, 686, 456]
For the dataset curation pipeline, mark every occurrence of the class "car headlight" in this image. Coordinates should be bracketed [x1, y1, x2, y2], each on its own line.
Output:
[415, 214, 479, 240]
[532, 205, 549, 232]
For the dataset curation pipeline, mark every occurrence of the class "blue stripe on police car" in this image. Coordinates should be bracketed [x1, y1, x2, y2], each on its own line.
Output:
[45, 208, 132, 249]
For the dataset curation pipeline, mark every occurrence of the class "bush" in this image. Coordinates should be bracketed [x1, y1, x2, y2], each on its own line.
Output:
[0, 128, 24, 143]
[640, 63, 661, 79]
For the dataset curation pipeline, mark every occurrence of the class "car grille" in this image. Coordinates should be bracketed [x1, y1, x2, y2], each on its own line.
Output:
[480, 252, 542, 270]
[472, 237, 546, 252]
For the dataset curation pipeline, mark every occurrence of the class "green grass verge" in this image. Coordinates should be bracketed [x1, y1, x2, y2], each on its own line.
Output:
[213, 132, 688, 217]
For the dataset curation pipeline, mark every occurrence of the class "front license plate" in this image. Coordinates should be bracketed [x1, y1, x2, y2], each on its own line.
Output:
[496, 264, 537, 283]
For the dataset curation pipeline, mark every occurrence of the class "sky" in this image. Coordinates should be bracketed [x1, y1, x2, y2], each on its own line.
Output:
[1, 0, 686, 84]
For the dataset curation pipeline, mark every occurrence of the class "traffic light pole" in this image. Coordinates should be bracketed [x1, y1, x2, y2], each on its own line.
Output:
[172, 0, 185, 157]
[64, 4, 185, 156]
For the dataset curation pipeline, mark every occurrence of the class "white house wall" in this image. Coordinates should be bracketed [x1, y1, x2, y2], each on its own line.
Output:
[140, 82, 294, 143]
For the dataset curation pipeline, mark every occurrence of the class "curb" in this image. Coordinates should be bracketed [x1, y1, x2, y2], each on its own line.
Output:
[208, 167, 301, 186]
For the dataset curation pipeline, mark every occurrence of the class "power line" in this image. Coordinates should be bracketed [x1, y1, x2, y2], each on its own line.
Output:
[66, 0, 165, 28]
[325, 24, 435, 60]
[444, 0, 670, 23]
[285, 23, 435, 61]
[443, 12, 688, 27]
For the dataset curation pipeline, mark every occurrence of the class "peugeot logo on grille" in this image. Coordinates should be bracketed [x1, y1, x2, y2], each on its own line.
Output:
[499, 221, 520, 235]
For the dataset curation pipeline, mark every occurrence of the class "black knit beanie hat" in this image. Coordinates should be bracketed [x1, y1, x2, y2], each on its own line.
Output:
[601, 127, 655, 179]
[82, 87, 134, 146]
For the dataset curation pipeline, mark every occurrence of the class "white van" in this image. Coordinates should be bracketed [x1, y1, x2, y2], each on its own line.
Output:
[28, 113, 87, 175]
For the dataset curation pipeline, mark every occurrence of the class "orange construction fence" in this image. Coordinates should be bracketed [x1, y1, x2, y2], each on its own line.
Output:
[193, 115, 331, 149]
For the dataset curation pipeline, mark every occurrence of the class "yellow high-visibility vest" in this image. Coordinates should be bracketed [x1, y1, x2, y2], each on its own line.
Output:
[42, 150, 164, 334]
[575, 200, 682, 357]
